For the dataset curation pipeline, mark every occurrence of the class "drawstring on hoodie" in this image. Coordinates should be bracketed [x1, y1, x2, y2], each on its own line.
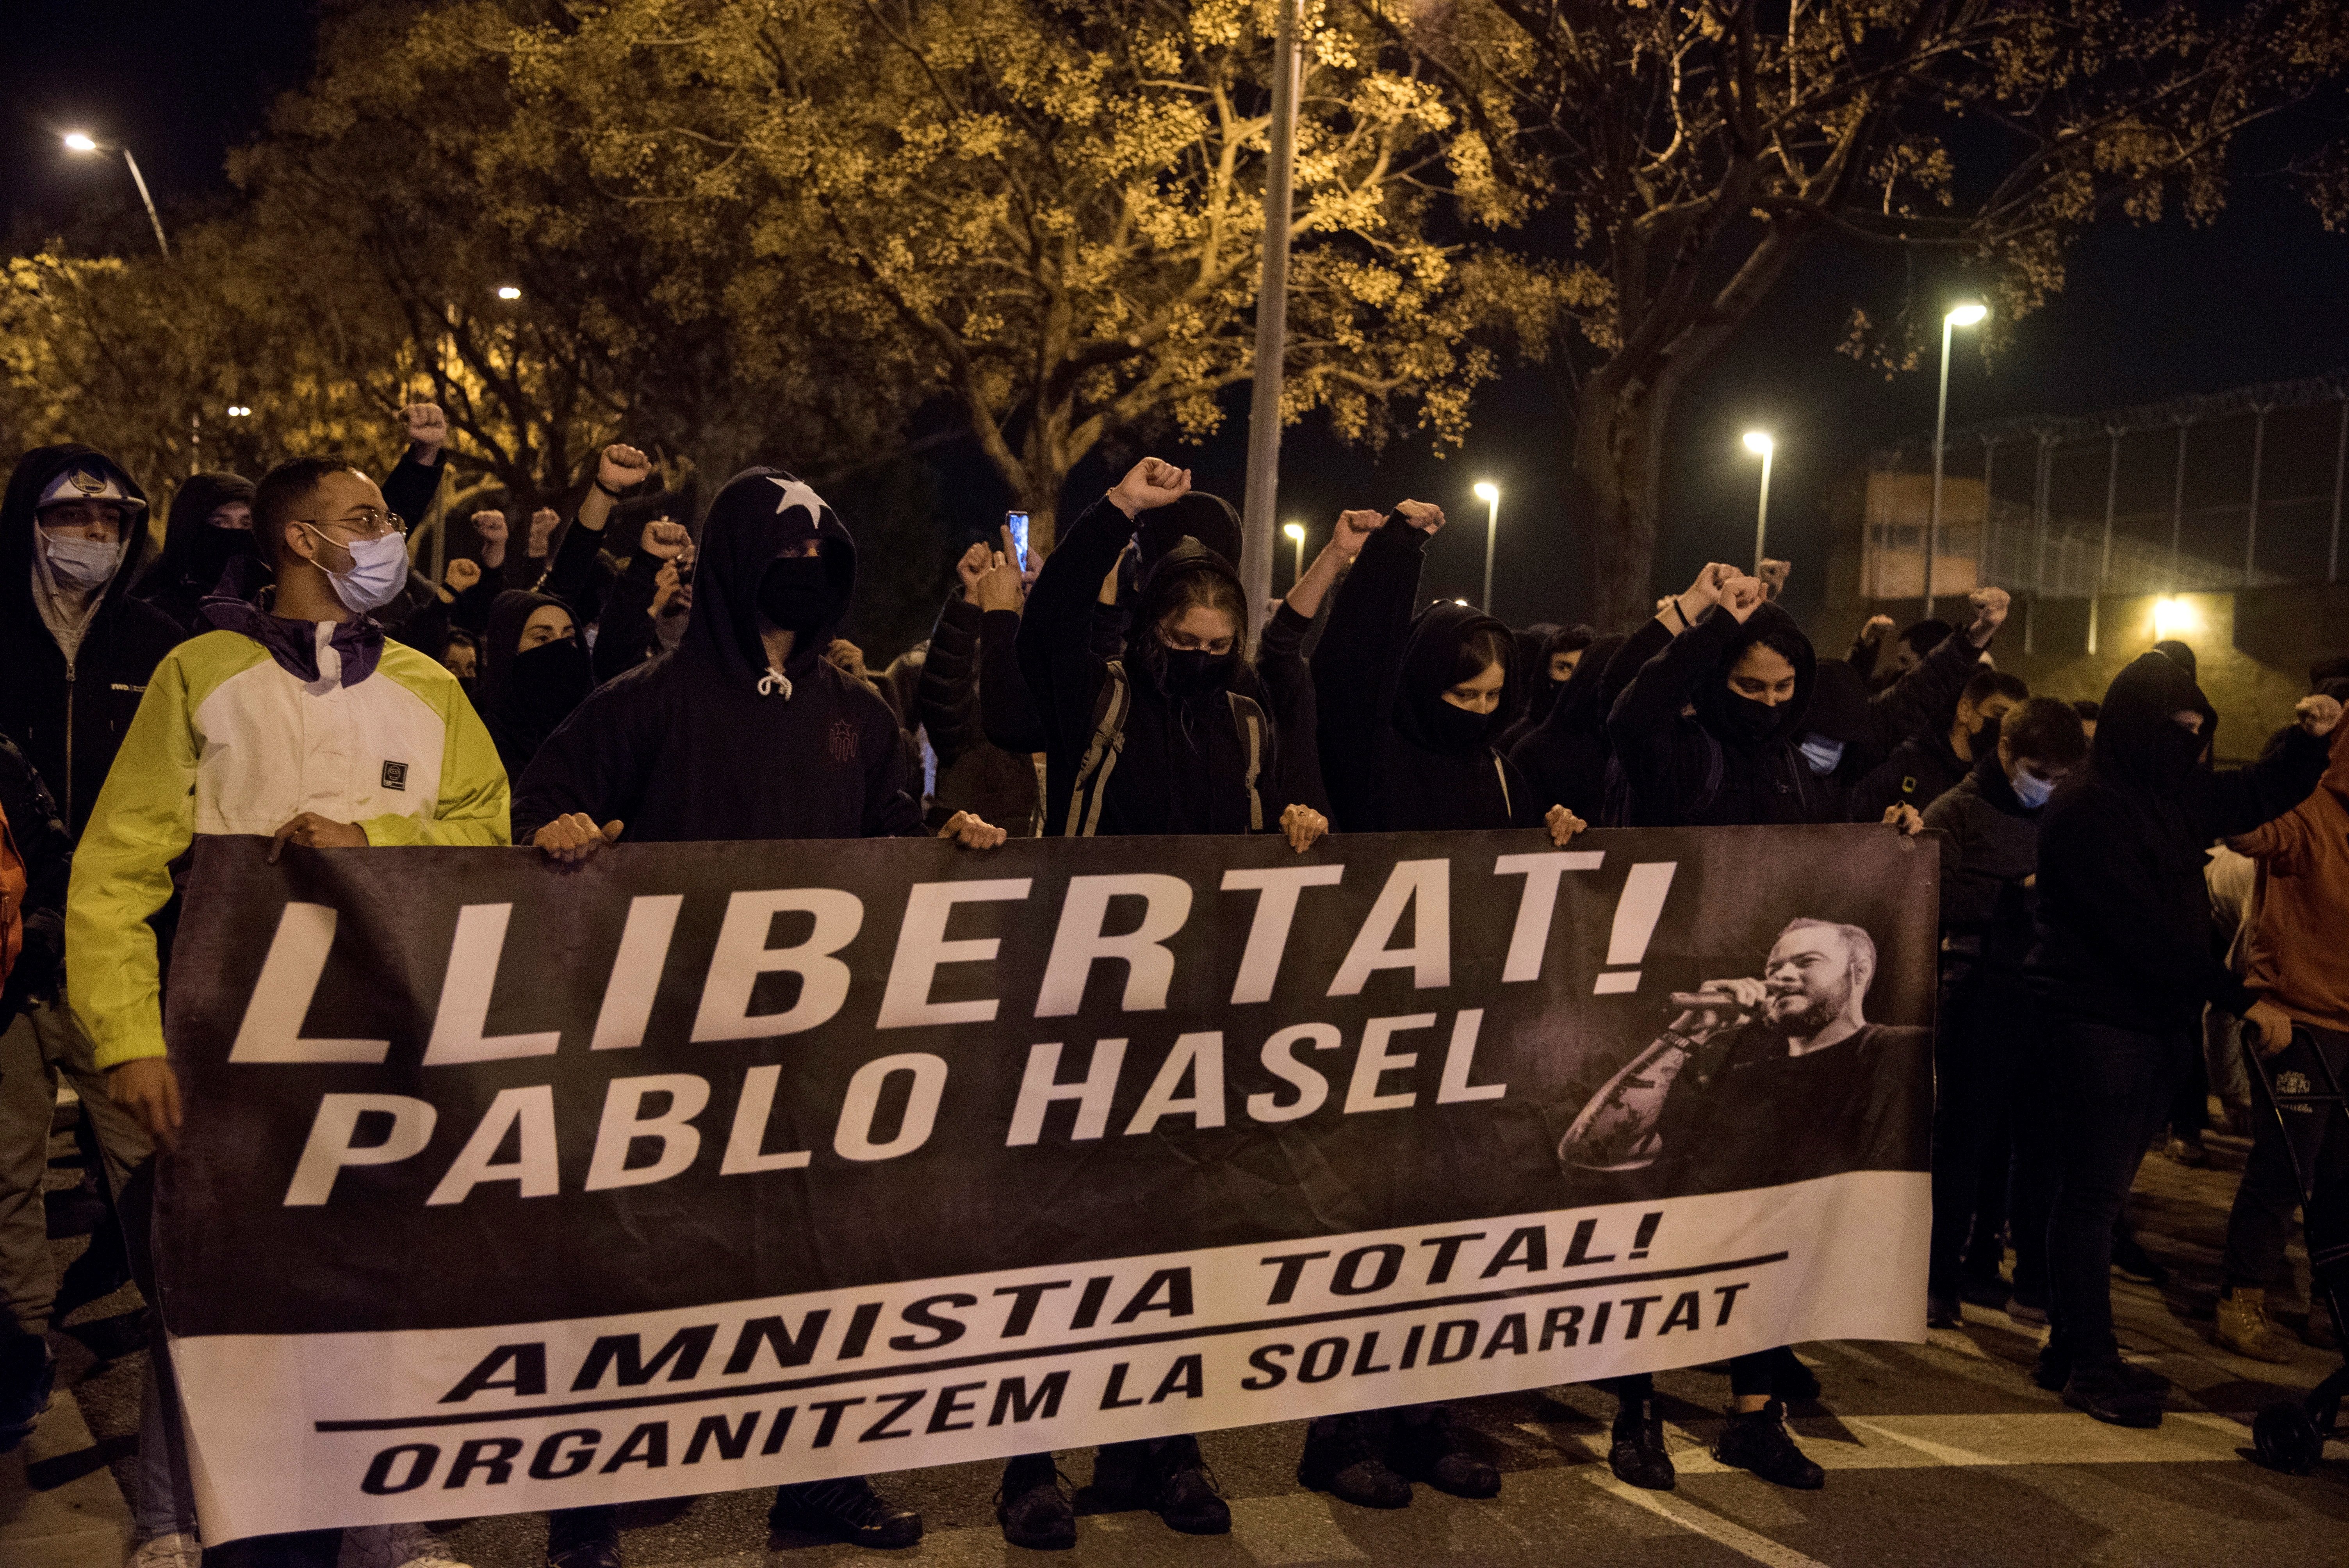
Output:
[757, 669, 793, 700]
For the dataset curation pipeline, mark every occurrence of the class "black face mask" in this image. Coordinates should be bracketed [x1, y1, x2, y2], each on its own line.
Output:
[185, 523, 257, 594]
[1158, 646, 1234, 698]
[1719, 691, 1783, 743]
[508, 636, 594, 727]
[757, 556, 836, 634]
[1426, 700, 1493, 753]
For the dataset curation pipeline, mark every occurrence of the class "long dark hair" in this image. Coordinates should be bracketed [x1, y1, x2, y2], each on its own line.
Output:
[1128, 545, 1250, 695]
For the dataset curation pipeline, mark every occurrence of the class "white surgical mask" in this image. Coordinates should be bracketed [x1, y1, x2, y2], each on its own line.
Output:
[303, 525, 410, 613]
[2011, 766, 2056, 810]
[1797, 735, 1845, 777]
[43, 532, 123, 595]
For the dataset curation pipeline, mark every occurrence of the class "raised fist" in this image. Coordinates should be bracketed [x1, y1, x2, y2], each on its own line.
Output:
[1717, 574, 1767, 623]
[1108, 459, 1191, 519]
[956, 540, 993, 601]
[652, 558, 692, 618]
[1394, 500, 1445, 535]
[471, 510, 508, 544]
[1964, 586, 2011, 647]
[640, 518, 692, 561]
[1757, 558, 1792, 599]
[1858, 613, 1896, 645]
[1332, 508, 1381, 557]
[2297, 692, 2343, 738]
[401, 403, 448, 453]
[528, 507, 561, 554]
[443, 558, 481, 593]
[598, 443, 652, 492]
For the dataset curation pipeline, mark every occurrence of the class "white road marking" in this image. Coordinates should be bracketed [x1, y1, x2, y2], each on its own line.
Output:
[1586, 1471, 1836, 1568]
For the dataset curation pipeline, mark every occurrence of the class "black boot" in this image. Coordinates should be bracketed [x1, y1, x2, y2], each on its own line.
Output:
[2109, 1230, 2168, 1286]
[2059, 1360, 2169, 1429]
[1144, 1435, 1231, 1534]
[1388, 1406, 1499, 1499]
[1298, 1414, 1411, 1508]
[996, 1453, 1075, 1550]
[1608, 1392, 1675, 1490]
[768, 1477, 923, 1549]
[1927, 1291, 1964, 1330]
[1713, 1401, 1824, 1490]
[546, 1505, 621, 1568]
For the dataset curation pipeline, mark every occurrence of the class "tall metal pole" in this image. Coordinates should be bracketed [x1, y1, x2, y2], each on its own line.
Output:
[1481, 491, 1499, 611]
[121, 148, 169, 258]
[1239, 0, 1304, 620]
[2090, 431, 2117, 655]
[1752, 444, 1773, 572]
[1926, 314, 1955, 620]
[1292, 529, 1306, 587]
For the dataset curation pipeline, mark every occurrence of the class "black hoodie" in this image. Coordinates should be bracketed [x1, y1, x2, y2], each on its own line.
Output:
[1607, 600, 1822, 828]
[1509, 631, 1629, 821]
[476, 589, 594, 781]
[0, 445, 184, 839]
[1312, 515, 1538, 833]
[2027, 650, 2329, 1031]
[512, 467, 921, 843]
[133, 471, 258, 638]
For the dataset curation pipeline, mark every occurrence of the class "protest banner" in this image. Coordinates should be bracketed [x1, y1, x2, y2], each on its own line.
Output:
[155, 825, 1936, 1540]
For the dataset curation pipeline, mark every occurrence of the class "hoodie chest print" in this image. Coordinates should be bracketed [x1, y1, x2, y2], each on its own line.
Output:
[828, 719, 859, 763]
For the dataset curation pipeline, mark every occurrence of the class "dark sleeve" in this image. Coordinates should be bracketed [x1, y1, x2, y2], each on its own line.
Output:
[1600, 618, 1672, 712]
[592, 552, 661, 684]
[1017, 497, 1134, 759]
[2186, 725, 2330, 842]
[860, 700, 927, 838]
[544, 515, 608, 617]
[919, 595, 984, 766]
[449, 577, 497, 636]
[388, 582, 451, 661]
[1847, 634, 1881, 683]
[1848, 754, 1907, 825]
[1311, 513, 1426, 828]
[1920, 803, 2000, 935]
[0, 733, 71, 1000]
[1606, 608, 1740, 811]
[1864, 628, 1980, 765]
[512, 677, 661, 843]
[381, 451, 446, 533]
[2037, 798, 2257, 1016]
[1256, 601, 1329, 816]
[1498, 752, 1541, 829]
[979, 609, 1048, 755]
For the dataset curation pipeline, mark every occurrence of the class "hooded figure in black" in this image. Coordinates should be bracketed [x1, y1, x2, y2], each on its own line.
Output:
[1607, 594, 1821, 828]
[512, 467, 924, 844]
[1509, 631, 1629, 821]
[2025, 651, 2333, 1415]
[474, 589, 595, 780]
[1498, 623, 1592, 753]
[0, 445, 182, 839]
[1312, 511, 1543, 832]
[133, 472, 259, 638]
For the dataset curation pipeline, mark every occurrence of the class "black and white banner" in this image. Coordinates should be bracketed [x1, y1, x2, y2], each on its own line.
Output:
[155, 826, 1938, 1541]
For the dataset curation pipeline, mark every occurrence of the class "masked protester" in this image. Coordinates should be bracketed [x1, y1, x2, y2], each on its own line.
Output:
[1509, 632, 1630, 821]
[133, 472, 258, 639]
[1498, 623, 1594, 754]
[1852, 669, 2029, 823]
[2027, 650, 2339, 1427]
[474, 591, 594, 779]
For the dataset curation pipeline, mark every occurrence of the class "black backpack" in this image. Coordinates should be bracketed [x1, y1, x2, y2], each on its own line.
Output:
[1063, 659, 1267, 837]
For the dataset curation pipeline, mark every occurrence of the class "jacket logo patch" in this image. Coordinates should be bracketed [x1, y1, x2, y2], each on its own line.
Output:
[828, 720, 858, 763]
[381, 761, 409, 791]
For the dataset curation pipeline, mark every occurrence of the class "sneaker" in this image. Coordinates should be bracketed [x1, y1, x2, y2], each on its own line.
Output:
[2061, 1360, 2166, 1428]
[1388, 1407, 1499, 1500]
[1607, 1394, 1676, 1490]
[1299, 1415, 1410, 1509]
[1927, 1293, 1963, 1330]
[0, 1334, 55, 1455]
[996, 1454, 1075, 1551]
[545, 1506, 620, 1568]
[2032, 1342, 2071, 1393]
[340, 1523, 471, 1568]
[768, 1477, 923, 1550]
[2110, 1233, 2168, 1286]
[1712, 1401, 1824, 1490]
[2006, 1292, 2049, 1326]
[126, 1533, 204, 1568]
[1144, 1435, 1231, 1535]
[2213, 1288, 2296, 1365]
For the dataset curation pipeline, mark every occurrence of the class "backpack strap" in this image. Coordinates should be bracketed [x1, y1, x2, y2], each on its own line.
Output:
[1226, 690, 1267, 832]
[1492, 752, 1512, 820]
[1064, 660, 1132, 839]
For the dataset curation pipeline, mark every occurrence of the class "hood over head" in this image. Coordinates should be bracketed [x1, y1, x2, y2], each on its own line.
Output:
[2, 444, 152, 625]
[1139, 491, 1242, 572]
[680, 466, 855, 688]
[1803, 658, 1873, 745]
[1693, 599, 1816, 750]
[1126, 538, 1248, 701]
[2091, 650, 2218, 794]
[1392, 600, 1515, 755]
[1537, 631, 1628, 737]
[157, 471, 258, 596]
[479, 588, 592, 756]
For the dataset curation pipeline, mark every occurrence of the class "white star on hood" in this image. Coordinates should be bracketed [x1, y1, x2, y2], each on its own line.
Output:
[769, 475, 828, 526]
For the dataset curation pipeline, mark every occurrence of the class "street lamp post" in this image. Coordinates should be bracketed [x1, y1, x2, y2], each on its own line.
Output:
[1238, 0, 1306, 619]
[1283, 522, 1306, 590]
[1473, 482, 1500, 612]
[1926, 302, 1988, 619]
[62, 132, 169, 258]
[1742, 431, 1775, 572]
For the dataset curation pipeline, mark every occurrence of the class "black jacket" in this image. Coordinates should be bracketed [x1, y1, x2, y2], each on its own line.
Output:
[1509, 632, 1629, 822]
[1607, 600, 1824, 829]
[132, 471, 258, 639]
[513, 467, 922, 844]
[0, 729, 71, 1020]
[920, 594, 1041, 834]
[1312, 515, 1537, 833]
[476, 590, 595, 781]
[1922, 750, 2046, 976]
[979, 607, 1048, 756]
[0, 445, 184, 839]
[1852, 727, 1969, 825]
[2027, 651, 2328, 1032]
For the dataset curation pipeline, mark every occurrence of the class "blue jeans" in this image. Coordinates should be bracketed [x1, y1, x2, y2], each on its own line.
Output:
[2044, 1016, 2194, 1365]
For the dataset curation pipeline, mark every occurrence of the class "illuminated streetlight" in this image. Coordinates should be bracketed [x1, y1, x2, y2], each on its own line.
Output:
[1472, 481, 1500, 611]
[496, 285, 522, 301]
[1927, 302, 1989, 617]
[1741, 431, 1775, 573]
[1282, 521, 1306, 586]
[226, 405, 251, 417]
[62, 131, 169, 258]
[2153, 596, 2201, 639]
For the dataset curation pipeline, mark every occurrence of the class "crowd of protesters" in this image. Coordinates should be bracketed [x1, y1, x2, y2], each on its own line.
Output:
[0, 406, 2342, 1568]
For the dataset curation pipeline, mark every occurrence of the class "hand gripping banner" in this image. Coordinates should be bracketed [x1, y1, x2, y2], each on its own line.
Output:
[154, 826, 1938, 1541]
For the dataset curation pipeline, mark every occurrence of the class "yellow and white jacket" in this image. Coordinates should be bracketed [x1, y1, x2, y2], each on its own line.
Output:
[68, 622, 510, 1067]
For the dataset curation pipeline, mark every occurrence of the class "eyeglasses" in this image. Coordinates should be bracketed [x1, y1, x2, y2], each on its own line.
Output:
[298, 510, 408, 541]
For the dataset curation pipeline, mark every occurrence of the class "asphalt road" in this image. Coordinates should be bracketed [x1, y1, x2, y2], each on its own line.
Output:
[12, 1114, 2345, 1568]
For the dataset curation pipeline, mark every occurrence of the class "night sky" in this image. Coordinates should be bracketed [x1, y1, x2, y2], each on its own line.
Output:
[8, 0, 2347, 636]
